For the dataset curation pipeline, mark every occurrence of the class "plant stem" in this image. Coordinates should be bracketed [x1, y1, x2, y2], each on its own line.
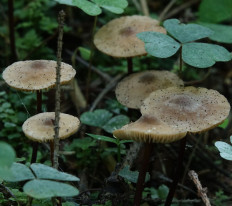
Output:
[133, 143, 153, 206]
[117, 142, 121, 162]
[85, 15, 98, 103]
[8, 0, 17, 62]
[127, 57, 133, 74]
[50, 140, 54, 166]
[31, 90, 42, 163]
[179, 46, 183, 78]
[53, 10, 65, 169]
[164, 136, 187, 206]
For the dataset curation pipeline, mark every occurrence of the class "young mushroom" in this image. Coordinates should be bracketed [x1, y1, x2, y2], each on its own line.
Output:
[2, 60, 76, 163]
[94, 15, 166, 74]
[114, 86, 230, 206]
[22, 112, 80, 164]
[115, 70, 184, 109]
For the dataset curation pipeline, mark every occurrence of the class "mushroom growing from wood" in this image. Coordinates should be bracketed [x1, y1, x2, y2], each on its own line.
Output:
[94, 15, 166, 74]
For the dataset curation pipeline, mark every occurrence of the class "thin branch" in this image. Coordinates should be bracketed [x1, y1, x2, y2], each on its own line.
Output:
[158, 0, 177, 22]
[188, 170, 211, 206]
[53, 10, 65, 169]
[139, 0, 149, 16]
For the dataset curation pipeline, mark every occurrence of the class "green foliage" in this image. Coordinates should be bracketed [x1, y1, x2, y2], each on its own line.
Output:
[218, 118, 229, 129]
[137, 19, 232, 68]
[199, 23, 232, 44]
[215, 136, 232, 160]
[54, 0, 128, 15]
[213, 190, 229, 206]
[118, 165, 150, 183]
[23, 179, 79, 199]
[199, 0, 232, 23]
[0, 142, 15, 177]
[78, 47, 91, 60]
[80, 109, 129, 133]
[164, 19, 213, 43]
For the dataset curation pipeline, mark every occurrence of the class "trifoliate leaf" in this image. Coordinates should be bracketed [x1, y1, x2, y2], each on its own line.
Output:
[54, 0, 102, 16]
[163, 19, 213, 43]
[23, 179, 79, 199]
[215, 141, 232, 161]
[182, 43, 232, 68]
[92, 0, 128, 14]
[200, 23, 232, 44]
[137, 32, 180, 58]
[31, 164, 80, 181]
[102, 115, 130, 133]
[0, 142, 15, 168]
[80, 109, 113, 127]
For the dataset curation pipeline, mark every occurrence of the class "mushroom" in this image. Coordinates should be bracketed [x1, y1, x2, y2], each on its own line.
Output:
[22, 112, 80, 142]
[2, 60, 76, 163]
[115, 70, 184, 109]
[94, 15, 166, 74]
[22, 112, 80, 164]
[113, 86, 230, 206]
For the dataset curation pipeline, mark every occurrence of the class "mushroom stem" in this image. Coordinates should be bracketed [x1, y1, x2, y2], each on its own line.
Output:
[31, 90, 43, 163]
[164, 136, 187, 206]
[133, 142, 153, 206]
[179, 46, 183, 78]
[127, 57, 133, 74]
[50, 140, 54, 166]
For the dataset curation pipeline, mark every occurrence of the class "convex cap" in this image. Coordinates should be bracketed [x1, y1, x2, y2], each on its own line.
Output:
[141, 86, 230, 133]
[115, 70, 184, 109]
[94, 15, 166, 58]
[3, 60, 76, 91]
[113, 115, 187, 143]
[22, 112, 80, 142]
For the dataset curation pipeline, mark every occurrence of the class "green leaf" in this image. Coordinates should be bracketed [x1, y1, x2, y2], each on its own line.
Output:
[70, 137, 97, 150]
[23, 179, 79, 199]
[0, 142, 15, 168]
[119, 165, 150, 183]
[182, 43, 232, 68]
[137, 32, 180, 58]
[215, 141, 232, 160]
[31, 163, 80, 181]
[3, 163, 34, 182]
[103, 115, 130, 133]
[54, 0, 102, 16]
[157, 185, 169, 199]
[119, 140, 134, 144]
[200, 23, 232, 44]
[80, 109, 113, 127]
[78, 47, 91, 60]
[199, 0, 232, 23]
[92, 0, 128, 14]
[218, 118, 229, 129]
[87, 133, 117, 144]
[163, 19, 213, 43]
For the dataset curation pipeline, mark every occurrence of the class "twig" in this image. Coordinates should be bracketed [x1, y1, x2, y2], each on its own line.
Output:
[53, 10, 65, 169]
[131, 0, 142, 13]
[90, 74, 122, 111]
[158, 0, 177, 22]
[66, 49, 112, 82]
[163, 0, 200, 20]
[188, 170, 211, 206]
[145, 198, 201, 204]
[139, 0, 149, 16]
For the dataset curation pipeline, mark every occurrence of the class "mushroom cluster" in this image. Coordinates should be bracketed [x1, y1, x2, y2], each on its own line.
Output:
[2, 60, 80, 163]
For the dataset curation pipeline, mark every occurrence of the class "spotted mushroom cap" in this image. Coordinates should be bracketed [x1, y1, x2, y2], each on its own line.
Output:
[115, 70, 184, 109]
[141, 86, 231, 133]
[22, 112, 80, 142]
[113, 115, 187, 143]
[94, 15, 166, 58]
[2, 60, 76, 91]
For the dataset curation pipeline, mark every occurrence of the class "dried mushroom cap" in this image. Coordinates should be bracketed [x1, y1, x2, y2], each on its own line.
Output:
[3, 60, 76, 91]
[94, 15, 166, 58]
[113, 115, 187, 143]
[22, 112, 80, 142]
[141, 87, 231, 133]
[115, 70, 184, 109]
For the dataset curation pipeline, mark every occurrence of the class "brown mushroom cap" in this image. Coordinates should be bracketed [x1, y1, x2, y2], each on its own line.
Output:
[2, 60, 76, 91]
[94, 15, 166, 58]
[113, 115, 187, 143]
[115, 70, 184, 109]
[141, 87, 231, 133]
[22, 112, 80, 142]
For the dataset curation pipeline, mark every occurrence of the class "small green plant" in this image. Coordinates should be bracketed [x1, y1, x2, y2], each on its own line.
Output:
[215, 136, 232, 160]
[137, 19, 231, 69]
